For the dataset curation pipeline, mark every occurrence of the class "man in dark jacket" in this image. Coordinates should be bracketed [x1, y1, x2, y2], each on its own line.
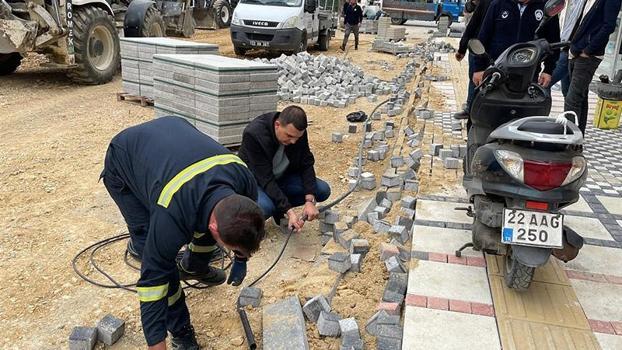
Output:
[564, 0, 622, 133]
[238, 106, 331, 232]
[472, 0, 560, 87]
[101, 116, 265, 349]
[341, 0, 364, 50]
[454, 0, 492, 120]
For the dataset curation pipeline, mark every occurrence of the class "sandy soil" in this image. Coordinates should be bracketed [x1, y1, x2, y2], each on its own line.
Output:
[0, 27, 431, 349]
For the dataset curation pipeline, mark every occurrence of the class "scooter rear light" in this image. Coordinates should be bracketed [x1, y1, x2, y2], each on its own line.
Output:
[526, 200, 548, 211]
[494, 150, 524, 182]
[523, 160, 572, 191]
[561, 156, 587, 186]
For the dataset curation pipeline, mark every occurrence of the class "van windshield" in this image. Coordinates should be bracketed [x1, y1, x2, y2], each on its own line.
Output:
[239, 0, 303, 7]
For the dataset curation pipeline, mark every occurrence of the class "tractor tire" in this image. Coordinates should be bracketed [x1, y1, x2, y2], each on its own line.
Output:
[140, 5, 165, 37]
[0, 53, 22, 75]
[68, 6, 120, 84]
[504, 249, 535, 291]
[318, 32, 330, 51]
[391, 17, 403, 25]
[234, 46, 247, 56]
[213, 0, 232, 28]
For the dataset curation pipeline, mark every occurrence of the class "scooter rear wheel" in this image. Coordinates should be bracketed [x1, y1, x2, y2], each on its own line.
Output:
[504, 249, 535, 291]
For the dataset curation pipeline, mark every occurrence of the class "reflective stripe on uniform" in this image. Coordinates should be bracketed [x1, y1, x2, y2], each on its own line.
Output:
[137, 283, 169, 303]
[193, 232, 206, 239]
[157, 154, 247, 208]
[168, 285, 183, 306]
[188, 243, 218, 253]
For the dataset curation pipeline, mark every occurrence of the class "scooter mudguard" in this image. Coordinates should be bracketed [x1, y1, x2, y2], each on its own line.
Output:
[512, 245, 551, 268]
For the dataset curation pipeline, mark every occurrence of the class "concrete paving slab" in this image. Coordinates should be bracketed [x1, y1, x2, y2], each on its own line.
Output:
[565, 196, 593, 213]
[411, 225, 481, 258]
[263, 296, 309, 350]
[407, 260, 492, 304]
[596, 333, 622, 350]
[403, 306, 501, 350]
[597, 195, 622, 215]
[564, 215, 614, 241]
[572, 279, 622, 321]
[566, 244, 622, 277]
[416, 199, 471, 224]
[496, 318, 600, 350]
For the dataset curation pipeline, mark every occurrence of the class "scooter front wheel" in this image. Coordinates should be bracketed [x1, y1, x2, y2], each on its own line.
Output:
[504, 249, 535, 291]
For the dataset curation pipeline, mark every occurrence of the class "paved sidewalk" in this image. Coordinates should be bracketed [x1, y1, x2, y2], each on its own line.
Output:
[403, 49, 622, 349]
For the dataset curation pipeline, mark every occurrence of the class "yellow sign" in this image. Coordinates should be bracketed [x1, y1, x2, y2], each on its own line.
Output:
[594, 97, 622, 129]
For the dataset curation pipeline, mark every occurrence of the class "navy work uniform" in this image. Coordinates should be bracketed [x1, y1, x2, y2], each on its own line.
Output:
[100, 116, 258, 346]
[474, 0, 560, 74]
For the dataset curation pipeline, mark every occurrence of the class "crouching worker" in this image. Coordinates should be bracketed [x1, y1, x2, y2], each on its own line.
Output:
[238, 106, 331, 232]
[101, 116, 265, 350]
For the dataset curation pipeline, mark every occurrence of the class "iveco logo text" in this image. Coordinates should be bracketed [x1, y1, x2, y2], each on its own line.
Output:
[252, 21, 269, 26]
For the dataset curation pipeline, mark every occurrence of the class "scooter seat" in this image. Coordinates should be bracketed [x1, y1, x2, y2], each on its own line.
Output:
[517, 120, 573, 135]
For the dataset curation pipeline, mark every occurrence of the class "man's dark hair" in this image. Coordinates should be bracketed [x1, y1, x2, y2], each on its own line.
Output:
[278, 105, 308, 130]
[214, 194, 266, 257]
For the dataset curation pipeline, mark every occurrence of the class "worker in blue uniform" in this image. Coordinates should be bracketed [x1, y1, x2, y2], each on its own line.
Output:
[101, 116, 266, 350]
[472, 0, 560, 87]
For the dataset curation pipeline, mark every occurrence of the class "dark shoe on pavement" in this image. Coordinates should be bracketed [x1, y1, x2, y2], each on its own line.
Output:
[355, 45, 358, 50]
[340, 45, 345, 51]
[177, 251, 226, 286]
[453, 110, 469, 120]
[126, 239, 141, 261]
[171, 325, 200, 350]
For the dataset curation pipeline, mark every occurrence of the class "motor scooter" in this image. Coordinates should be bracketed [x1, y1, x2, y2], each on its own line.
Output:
[457, 0, 586, 291]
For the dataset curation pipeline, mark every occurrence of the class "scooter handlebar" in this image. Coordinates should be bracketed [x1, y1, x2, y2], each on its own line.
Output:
[549, 41, 571, 51]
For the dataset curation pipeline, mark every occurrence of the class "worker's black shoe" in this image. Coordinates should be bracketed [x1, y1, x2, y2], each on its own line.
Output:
[453, 110, 469, 120]
[340, 45, 345, 51]
[171, 325, 200, 350]
[126, 239, 141, 261]
[177, 250, 226, 286]
[355, 45, 358, 50]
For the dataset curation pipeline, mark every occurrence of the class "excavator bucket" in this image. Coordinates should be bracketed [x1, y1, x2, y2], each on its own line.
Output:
[0, 17, 38, 54]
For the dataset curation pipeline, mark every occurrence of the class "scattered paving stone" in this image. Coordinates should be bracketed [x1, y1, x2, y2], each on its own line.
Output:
[339, 318, 361, 344]
[439, 148, 453, 160]
[341, 338, 364, 350]
[338, 229, 360, 249]
[374, 206, 389, 218]
[404, 179, 419, 192]
[380, 198, 393, 208]
[386, 187, 401, 201]
[400, 208, 415, 220]
[367, 211, 380, 224]
[373, 219, 391, 234]
[377, 302, 401, 316]
[343, 215, 357, 228]
[388, 225, 409, 244]
[400, 196, 416, 209]
[322, 210, 340, 224]
[329, 252, 352, 273]
[444, 157, 460, 169]
[430, 143, 442, 156]
[349, 239, 370, 256]
[319, 221, 335, 234]
[348, 124, 358, 133]
[377, 335, 402, 350]
[239, 287, 263, 308]
[365, 310, 401, 336]
[263, 296, 309, 350]
[395, 216, 413, 231]
[380, 243, 400, 261]
[318, 311, 342, 337]
[332, 132, 343, 143]
[69, 327, 98, 350]
[459, 144, 467, 157]
[381, 172, 402, 188]
[385, 256, 406, 273]
[409, 148, 423, 160]
[97, 314, 125, 346]
[390, 156, 404, 168]
[302, 295, 331, 323]
[334, 222, 349, 237]
[450, 144, 460, 157]
[390, 239, 411, 262]
[385, 272, 408, 295]
[350, 254, 362, 273]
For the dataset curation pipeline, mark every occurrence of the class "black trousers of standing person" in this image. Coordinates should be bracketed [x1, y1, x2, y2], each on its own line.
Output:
[564, 55, 602, 134]
[342, 23, 360, 49]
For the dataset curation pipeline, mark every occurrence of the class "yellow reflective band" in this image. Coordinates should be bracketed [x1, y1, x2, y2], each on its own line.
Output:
[188, 243, 217, 253]
[137, 283, 169, 303]
[157, 154, 247, 208]
[193, 232, 206, 239]
[168, 286, 182, 306]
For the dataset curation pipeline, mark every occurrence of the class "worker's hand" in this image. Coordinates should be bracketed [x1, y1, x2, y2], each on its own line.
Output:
[302, 202, 320, 221]
[148, 341, 166, 350]
[286, 209, 304, 232]
[455, 52, 465, 61]
[227, 256, 247, 286]
[472, 71, 485, 86]
[538, 73, 552, 87]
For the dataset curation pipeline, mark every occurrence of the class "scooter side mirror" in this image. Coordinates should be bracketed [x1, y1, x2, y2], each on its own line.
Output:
[468, 39, 486, 56]
[544, 0, 565, 17]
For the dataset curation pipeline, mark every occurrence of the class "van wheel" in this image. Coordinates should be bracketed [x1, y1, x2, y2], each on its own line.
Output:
[504, 249, 535, 291]
[0, 53, 22, 75]
[318, 33, 330, 51]
[391, 17, 403, 25]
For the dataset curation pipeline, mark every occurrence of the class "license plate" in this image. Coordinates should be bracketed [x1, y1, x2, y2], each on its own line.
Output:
[501, 209, 563, 248]
[249, 40, 270, 47]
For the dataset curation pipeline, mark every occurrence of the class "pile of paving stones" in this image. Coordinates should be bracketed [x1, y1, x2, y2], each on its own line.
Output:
[68, 314, 125, 349]
[254, 52, 393, 108]
[153, 54, 278, 145]
[377, 16, 391, 38]
[119, 37, 219, 99]
[360, 19, 379, 34]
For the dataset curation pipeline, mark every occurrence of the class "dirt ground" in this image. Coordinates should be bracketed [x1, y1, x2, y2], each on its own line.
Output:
[0, 27, 432, 349]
